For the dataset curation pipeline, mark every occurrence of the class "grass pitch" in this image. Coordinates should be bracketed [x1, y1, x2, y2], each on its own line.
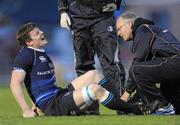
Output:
[0, 86, 180, 125]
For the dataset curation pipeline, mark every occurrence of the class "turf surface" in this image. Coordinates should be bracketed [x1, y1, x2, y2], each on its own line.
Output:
[0, 86, 180, 125]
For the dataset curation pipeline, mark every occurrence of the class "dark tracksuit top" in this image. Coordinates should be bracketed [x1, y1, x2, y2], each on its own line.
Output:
[125, 17, 180, 93]
[58, 0, 125, 97]
[125, 17, 180, 114]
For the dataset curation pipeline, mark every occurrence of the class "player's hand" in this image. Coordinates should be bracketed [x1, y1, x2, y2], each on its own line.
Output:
[32, 105, 42, 116]
[23, 109, 37, 118]
[60, 12, 71, 30]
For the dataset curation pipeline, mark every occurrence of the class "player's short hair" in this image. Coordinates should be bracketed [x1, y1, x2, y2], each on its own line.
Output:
[16, 22, 38, 46]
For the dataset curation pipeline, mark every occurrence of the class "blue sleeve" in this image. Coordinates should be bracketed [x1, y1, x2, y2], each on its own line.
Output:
[13, 49, 34, 72]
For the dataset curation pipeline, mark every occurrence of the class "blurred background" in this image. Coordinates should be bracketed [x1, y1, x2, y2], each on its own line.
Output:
[0, 0, 180, 86]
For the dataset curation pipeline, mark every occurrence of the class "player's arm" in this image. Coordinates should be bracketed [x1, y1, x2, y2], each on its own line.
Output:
[10, 70, 37, 118]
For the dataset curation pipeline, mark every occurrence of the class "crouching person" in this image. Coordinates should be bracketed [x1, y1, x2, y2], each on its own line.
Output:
[116, 12, 180, 115]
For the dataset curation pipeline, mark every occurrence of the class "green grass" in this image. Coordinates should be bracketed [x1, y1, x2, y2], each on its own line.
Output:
[0, 86, 180, 125]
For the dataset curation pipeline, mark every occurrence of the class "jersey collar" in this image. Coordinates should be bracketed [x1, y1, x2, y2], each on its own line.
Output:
[27, 47, 45, 52]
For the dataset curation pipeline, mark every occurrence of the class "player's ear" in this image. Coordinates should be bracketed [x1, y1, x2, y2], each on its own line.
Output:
[25, 40, 33, 46]
[128, 21, 133, 28]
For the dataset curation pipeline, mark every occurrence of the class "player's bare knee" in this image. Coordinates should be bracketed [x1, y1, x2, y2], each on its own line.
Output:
[92, 70, 103, 83]
[94, 70, 103, 83]
[87, 70, 103, 83]
[86, 70, 96, 75]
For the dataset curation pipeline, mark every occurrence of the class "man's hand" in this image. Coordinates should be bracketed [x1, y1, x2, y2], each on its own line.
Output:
[60, 12, 71, 30]
[120, 91, 130, 102]
[23, 109, 37, 118]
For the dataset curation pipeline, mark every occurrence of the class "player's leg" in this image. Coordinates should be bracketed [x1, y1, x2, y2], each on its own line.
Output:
[70, 69, 120, 115]
[70, 70, 103, 115]
[73, 84, 157, 114]
[71, 70, 103, 90]
[71, 69, 125, 99]
[71, 70, 123, 98]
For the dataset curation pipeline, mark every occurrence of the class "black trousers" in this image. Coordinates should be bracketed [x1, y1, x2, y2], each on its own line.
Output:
[129, 55, 180, 114]
[72, 15, 125, 96]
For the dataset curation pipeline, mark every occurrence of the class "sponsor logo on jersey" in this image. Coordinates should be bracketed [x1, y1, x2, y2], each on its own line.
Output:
[39, 56, 47, 62]
[37, 69, 54, 75]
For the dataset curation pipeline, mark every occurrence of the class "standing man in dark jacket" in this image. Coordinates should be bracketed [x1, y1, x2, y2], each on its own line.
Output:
[58, 0, 126, 114]
[116, 12, 180, 115]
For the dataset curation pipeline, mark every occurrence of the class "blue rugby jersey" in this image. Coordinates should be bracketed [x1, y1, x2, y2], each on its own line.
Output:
[13, 47, 60, 110]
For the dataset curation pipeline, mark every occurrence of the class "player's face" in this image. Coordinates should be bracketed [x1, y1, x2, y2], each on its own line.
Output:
[116, 18, 133, 41]
[28, 27, 48, 48]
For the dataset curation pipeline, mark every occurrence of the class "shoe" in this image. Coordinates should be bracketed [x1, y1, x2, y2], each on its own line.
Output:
[73, 108, 100, 116]
[117, 101, 144, 115]
[116, 110, 131, 115]
[137, 100, 159, 115]
[83, 109, 100, 115]
[153, 103, 175, 115]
